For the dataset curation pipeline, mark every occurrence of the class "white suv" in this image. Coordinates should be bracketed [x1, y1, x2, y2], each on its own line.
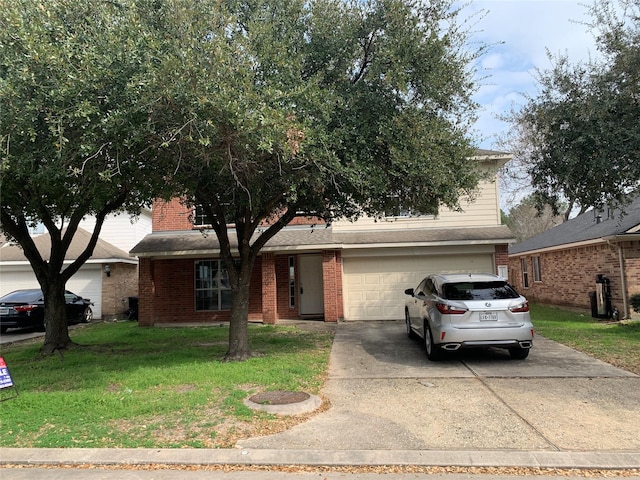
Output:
[404, 273, 534, 360]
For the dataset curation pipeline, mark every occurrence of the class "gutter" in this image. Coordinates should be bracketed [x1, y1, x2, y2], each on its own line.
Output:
[605, 236, 631, 320]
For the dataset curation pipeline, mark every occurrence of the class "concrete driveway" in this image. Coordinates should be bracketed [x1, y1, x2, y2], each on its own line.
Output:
[237, 320, 640, 453]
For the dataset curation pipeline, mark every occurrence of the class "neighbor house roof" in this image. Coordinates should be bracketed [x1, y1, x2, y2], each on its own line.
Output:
[509, 194, 640, 255]
[130, 225, 515, 257]
[0, 228, 136, 265]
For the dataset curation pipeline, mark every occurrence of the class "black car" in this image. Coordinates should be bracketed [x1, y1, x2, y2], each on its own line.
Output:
[0, 289, 93, 333]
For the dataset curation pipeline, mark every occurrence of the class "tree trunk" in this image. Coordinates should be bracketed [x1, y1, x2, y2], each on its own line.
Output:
[41, 279, 73, 356]
[224, 261, 254, 362]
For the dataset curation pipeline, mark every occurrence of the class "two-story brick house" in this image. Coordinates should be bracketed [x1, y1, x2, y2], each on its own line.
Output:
[130, 150, 515, 325]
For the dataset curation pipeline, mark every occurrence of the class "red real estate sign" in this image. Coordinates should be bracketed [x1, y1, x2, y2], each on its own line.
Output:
[0, 356, 14, 389]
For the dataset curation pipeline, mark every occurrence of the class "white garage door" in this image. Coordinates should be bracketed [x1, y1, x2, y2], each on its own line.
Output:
[342, 251, 494, 321]
[67, 267, 103, 319]
[0, 266, 103, 318]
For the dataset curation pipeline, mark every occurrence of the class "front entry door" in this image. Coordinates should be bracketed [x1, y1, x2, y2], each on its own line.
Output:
[299, 255, 324, 317]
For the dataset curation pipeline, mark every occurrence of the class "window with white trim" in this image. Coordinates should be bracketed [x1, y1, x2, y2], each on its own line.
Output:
[521, 258, 529, 288]
[193, 205, 212, 227]
[195, 260, 232, 311]
[532, 256, 542, 282]
[383, 193, 435, 218]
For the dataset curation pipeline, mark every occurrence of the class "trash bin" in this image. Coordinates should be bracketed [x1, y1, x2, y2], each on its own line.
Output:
[589, 291, 598, 318]
[128, 296, 139, 321]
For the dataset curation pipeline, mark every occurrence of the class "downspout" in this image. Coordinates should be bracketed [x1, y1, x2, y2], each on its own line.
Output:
[606, 238, 628, 319]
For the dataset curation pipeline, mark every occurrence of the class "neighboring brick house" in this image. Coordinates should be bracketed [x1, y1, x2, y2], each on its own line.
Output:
[508, 195, 640, 320]
[130, 150, 516, 326]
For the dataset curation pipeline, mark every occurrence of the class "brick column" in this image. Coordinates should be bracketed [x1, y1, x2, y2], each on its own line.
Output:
[322, 250, 339, 322]
[261, 253, 277, 324]
[137, 258, 154, 327]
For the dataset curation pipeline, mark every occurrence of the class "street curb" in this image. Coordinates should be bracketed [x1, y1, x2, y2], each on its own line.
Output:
[1, 448, 639, 470]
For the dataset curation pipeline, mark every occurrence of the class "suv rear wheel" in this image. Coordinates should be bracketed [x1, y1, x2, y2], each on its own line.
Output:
[424, 322, 443, 361]
[509, 346, 529, 360]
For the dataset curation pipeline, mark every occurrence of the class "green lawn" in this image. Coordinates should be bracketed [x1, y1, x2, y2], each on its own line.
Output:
[0, 322, 333, 448]
[530, 303, 640, 375]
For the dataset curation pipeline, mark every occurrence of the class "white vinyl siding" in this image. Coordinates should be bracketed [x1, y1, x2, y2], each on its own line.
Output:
[333, 179, 501, 231]
[79, 210, 152, 253]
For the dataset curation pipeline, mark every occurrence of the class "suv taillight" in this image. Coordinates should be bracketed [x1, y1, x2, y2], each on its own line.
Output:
[509, 301, 529, 313]
[436, 302, 467, 315]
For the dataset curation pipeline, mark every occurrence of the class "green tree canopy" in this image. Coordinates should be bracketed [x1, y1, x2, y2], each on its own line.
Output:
[146, 0, 487, 359]
[0, 0, 162, 354]
[501, 0, 640, 219]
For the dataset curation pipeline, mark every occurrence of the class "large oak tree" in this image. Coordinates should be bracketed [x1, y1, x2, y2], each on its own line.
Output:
[0, 1, 162, 354]
[146, 0, 488, 360]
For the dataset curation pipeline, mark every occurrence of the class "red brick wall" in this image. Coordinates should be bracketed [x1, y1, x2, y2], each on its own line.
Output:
[152, 198, 193, 231]
[322, 250, 340, 322]
[152, 198, 327, 232]
[138, 258, 155, 326]
[248, 256, 264, 320]
[288, 216, 325, 226]
[508, 240, 640, 318]
[494, 244, 509, 275]
[625, 241, 640, 298]
[261, 253, 277, 324]
[137, 250, 347, 325]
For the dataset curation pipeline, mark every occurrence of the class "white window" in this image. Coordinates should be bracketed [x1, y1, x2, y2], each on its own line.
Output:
[195, 260, 232, 311]
[193, 205, 212, 227]
[497, 265, 508, 280]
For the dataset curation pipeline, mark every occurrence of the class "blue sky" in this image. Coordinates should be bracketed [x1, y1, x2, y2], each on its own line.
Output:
[465, 0, 599, 150]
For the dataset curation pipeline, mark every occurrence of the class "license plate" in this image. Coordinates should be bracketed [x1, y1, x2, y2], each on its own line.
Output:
[479, 312, 498, 321]
[0, 308, 9, 315]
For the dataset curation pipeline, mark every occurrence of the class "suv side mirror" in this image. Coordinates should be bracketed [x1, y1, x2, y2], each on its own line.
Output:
[404, 288, 414, 296]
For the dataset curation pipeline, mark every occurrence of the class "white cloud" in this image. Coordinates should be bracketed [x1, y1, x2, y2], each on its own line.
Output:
[463, 0, 598, 149]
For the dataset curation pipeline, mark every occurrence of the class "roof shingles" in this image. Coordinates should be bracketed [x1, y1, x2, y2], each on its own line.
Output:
[130, 225, 515, 256]
[509, 195, 640, 255]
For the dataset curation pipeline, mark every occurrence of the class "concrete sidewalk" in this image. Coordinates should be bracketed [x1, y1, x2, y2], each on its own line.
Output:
[1, 320, 640, 476]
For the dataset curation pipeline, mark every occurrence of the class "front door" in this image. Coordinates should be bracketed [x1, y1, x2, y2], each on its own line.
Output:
[299, 255, 324, 317]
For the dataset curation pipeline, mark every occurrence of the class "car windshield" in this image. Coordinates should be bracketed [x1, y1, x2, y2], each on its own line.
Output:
[0, 290, 42, 303]
[442, 282, 519, 301]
